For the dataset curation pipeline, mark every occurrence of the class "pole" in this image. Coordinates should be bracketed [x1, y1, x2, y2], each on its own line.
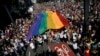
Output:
[4, 5, 14, 22]
[82, 0, 90, 37]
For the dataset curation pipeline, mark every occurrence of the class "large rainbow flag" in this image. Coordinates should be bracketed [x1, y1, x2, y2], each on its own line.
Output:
[26, 10, 69, 41]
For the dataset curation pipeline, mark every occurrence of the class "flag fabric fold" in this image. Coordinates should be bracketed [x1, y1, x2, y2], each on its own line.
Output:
[26, 10, 69, 41]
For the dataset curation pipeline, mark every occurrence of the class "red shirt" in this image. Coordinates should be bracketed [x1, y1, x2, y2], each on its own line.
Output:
[84, 49, 90, 56]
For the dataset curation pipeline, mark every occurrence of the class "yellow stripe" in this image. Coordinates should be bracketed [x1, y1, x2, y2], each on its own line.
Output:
[46, 11, 55, 29]
[51, 12, 64, 29]
[46, 11, 64, 29]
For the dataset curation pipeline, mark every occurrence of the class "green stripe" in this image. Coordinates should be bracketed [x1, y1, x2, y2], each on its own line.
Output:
[39, 12, 48, 34]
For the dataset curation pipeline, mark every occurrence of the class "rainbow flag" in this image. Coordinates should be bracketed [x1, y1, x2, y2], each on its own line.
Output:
[26, 10, 69, 41]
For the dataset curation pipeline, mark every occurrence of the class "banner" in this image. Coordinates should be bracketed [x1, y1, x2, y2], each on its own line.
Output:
[49, 42, 75, 56]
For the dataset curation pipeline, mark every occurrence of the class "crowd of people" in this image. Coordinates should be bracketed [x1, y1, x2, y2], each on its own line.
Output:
[0, 0, 100, 56]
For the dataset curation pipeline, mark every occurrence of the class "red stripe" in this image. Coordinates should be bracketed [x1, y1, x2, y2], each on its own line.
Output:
[56, 12, 70, 26]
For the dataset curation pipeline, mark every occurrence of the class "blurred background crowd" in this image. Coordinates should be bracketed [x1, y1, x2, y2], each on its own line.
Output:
[0, 0, 100, 56]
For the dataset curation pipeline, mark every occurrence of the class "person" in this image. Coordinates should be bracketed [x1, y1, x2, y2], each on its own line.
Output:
[72, 41, 78, 54]
[29, 41, 35, 50]
[37, 35, 43, 46]
[84, 47, 90, 56]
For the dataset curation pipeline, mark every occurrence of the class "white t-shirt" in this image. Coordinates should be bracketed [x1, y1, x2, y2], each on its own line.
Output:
[43, 34, 47, 40]
[30, 42, 35, 49]
[20, 42, 24, 47]
[63, 34, 67, 38]
[72, 32, 78, 41]
[72, 42, 78, 49]
[59, 32, 64, 38]
[28, 6, 33, 13]
[78, 34, 81, 39]
[37, 37, 43, 43]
